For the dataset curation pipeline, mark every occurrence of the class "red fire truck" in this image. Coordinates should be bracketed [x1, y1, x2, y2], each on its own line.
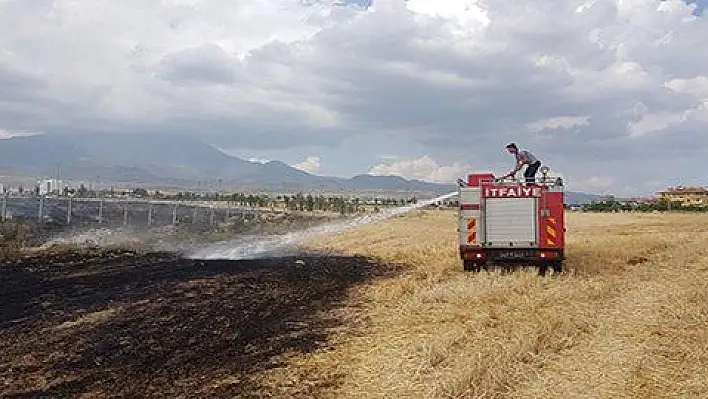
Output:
[457, 167, 565, 275]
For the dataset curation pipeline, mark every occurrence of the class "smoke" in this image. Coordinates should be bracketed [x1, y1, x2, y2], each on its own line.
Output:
[42, 225, 182, 250]
[187, 191, 457, 260]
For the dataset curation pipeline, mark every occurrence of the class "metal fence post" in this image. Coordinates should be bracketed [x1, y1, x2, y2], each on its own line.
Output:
[172, 204, 178, 224]
[38, 195, 45, 224]
[1, 194, 7, 222]
[123, 201, 129, 226]
[148, 204, 153, 226]
[67, 197, 72, 225]
[98, 199, 104, 224]
[210, 206, 215, 225]
[193, 207, 197, 224]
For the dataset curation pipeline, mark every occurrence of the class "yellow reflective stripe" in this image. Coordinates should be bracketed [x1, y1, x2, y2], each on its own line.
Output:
[467, 218, 477, 244]
[547, 225, 556, 238]
[547, 217, 557, 246]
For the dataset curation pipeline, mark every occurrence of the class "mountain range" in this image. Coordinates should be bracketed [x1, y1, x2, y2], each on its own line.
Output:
[0, 133, 604, 202]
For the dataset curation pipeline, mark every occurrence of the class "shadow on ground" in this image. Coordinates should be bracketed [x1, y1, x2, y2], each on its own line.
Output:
[0, 250, 399, 397]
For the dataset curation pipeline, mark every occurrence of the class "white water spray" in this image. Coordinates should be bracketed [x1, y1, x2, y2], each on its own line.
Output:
[187, 191, 458, 260]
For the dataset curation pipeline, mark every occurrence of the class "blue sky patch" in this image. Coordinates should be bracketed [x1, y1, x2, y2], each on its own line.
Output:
[333, 0, 373, 11]
[683, 0, 707, 15]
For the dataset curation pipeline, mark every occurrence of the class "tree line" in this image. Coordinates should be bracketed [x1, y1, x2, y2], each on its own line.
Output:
[578, 199, 707, 213]
[11, 187, 421, 216]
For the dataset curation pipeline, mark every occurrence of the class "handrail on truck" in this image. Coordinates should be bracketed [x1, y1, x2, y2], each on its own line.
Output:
[458, 174, 564, 188]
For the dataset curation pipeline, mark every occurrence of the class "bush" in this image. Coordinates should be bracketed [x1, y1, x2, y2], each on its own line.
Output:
[0, 221, 36, 259]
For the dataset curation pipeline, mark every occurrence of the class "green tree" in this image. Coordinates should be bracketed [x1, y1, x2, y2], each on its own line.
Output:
[133, 188, 148, 197]
[77, 184, 89, 197]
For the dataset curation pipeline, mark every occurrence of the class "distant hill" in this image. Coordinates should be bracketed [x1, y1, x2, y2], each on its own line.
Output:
[0, 133, 601, 200]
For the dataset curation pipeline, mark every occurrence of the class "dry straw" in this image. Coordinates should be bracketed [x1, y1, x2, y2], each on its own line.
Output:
[252, 209, 708, 398]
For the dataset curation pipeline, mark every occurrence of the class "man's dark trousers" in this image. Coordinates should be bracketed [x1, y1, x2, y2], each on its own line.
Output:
[524, 161, 541, 184]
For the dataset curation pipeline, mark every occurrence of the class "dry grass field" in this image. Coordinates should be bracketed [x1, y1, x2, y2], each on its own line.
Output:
[251, 209, 708, 398]
[3, 209, 707, 397]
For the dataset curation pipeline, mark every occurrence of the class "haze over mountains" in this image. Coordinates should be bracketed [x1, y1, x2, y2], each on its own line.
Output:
[0, 133, 454, 191]
[0, 133, 603, 202]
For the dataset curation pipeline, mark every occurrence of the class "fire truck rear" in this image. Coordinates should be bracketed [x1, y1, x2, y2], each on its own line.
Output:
[457, 167, 565, 275]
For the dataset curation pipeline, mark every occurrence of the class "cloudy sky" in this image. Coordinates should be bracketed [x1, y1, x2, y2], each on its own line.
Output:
[1, 0, 707, 196]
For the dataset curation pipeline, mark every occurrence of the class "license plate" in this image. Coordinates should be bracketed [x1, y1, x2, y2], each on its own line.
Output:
[497, 250, 535, 259]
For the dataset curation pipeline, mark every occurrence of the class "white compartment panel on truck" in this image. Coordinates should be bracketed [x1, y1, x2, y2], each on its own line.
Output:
[484, 198, 538, 247]
[458, 187, 483, 246]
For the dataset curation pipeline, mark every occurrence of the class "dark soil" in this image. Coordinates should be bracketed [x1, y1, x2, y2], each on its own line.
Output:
[0, 249, 399, 398]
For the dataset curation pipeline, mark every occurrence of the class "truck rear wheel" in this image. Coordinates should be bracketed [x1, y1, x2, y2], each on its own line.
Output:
[539, 261, 563, 276]
[463, 260, 482, 272]
[552, 260, 563, 274]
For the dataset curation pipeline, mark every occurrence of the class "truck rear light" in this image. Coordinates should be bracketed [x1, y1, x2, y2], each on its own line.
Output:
[539, 251, 559, 259]
[464, 251, 487, 261]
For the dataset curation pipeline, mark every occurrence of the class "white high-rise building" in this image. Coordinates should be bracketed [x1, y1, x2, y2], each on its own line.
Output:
[39, 179, 63, 195]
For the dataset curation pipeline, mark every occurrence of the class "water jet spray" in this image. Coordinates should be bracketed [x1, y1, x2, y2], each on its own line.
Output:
[187, 191, 458, 260]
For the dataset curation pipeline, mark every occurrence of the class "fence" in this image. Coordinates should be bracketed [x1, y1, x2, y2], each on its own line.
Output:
[0, 195, 265, 228]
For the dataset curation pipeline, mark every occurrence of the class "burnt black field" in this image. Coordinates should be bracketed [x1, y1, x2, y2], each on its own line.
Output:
[0, 249, 399, 397]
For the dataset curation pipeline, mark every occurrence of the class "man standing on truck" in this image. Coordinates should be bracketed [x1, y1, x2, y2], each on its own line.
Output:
[502, 143, 541, 185]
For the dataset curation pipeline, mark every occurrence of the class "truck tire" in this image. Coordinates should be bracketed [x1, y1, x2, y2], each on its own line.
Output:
[463, 260, 482, 272]
[552, 261, 563, 274]
[539, 261, 563, 276]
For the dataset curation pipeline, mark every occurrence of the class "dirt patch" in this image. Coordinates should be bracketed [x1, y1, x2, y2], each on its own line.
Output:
[0, 250, 400, 397]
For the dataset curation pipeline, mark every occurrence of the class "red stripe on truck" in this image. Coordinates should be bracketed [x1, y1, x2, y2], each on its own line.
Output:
[460, 204, 480, 210]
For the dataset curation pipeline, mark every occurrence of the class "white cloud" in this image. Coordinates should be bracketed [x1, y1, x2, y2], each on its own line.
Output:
[405, 0, 491, 36]
[665, 76, 708, 97]
[526, 116, 590, 132]
[294, 156, 322, 174]
[0, 129, 41, 139]
[377, 154, 403, 161]
[628, 109, 688, 137]
[369, 155, 472, 183]
[0, 0, 707, 195]
[246, 157, 271, 164]
[628, 101, 708, 137]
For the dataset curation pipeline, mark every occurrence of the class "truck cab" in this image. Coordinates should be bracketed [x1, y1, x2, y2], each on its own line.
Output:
[458, 169, 565, 275]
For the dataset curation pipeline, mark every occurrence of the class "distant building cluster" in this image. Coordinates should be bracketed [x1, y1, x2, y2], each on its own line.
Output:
[0, 177, 92, 197]
[39, 179, 64, 195]
[658, 186, 708, 207]
[35, 178, 90, 196]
